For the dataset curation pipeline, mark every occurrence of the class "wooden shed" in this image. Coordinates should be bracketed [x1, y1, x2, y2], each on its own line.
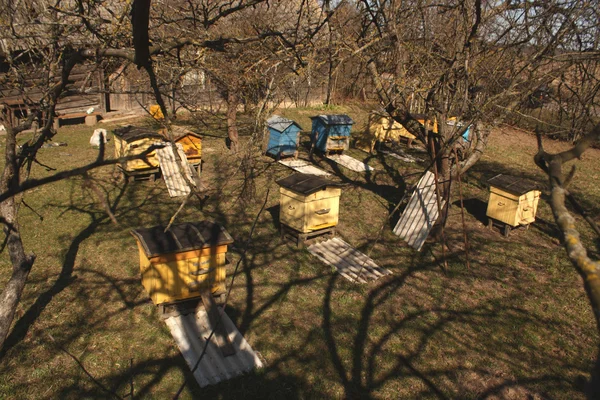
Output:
[486, 174, 541, 236]
[265, 115, 302, 159]
[159, 126, 202, 171]
[310, 114, 354, 154]
[276, 173, 344, 234]
[131, 221, 234, 305]
[356, 113, 416, 153]
[113, 125, 163, 179]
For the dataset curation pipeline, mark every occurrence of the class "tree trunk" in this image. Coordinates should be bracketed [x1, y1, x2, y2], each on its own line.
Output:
[226, 91, 240, 152]
[0, 127, 35, 350]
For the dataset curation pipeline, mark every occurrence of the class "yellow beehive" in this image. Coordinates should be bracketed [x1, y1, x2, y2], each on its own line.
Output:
[131, 221, 234, 305]
[276, 173, 343, 233]
[159, 126, 202, 166]
[113, 125, 163, 173]
[486, 174, 541, 230]
[357, 113, 417, 153]
[149, 104, 164, 120]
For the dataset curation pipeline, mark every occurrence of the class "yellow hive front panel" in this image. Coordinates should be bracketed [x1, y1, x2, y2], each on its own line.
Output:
[487, 191, 519, 226]
[279, 193, 306, 232]
[139, 246, 229, 305]
[517, 190, 541, 225]
[304, 197, 339, 231]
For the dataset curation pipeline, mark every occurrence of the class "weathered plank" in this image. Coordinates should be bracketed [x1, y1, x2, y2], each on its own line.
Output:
[156, 143, 196, 197]
[393, 171, 444, 251]
[164, 307, 263, 388]
[327, 154, 375, 172]
[308, 237, 391, 283]
[278, 159, 331, 176]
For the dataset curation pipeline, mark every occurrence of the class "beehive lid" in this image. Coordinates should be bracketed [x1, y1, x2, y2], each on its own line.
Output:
[310, 114, 354, 126]
[276, 173, 343, 195]
[267, 115, 302, 132]
[487, 174, 539, 196]
[131, 221, 234, 258]
[113, 125, 163, 143]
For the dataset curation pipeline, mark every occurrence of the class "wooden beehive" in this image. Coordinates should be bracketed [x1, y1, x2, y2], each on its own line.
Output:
[159, 126, 202, 168]
[486, 174, 541, 231]
[265, 115, 302, 159]
[113, 125, 163, 174]
[310, 114, 354, 154]
[276, 173, 343, 233]
[131, 221, 234, 305]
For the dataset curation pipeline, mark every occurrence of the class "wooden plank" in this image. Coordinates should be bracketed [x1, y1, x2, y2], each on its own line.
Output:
[199, 287, 236, 357]
[393, 171, 444, 251]
[329, 237, 389, 278]
[308, 241, 368, 283]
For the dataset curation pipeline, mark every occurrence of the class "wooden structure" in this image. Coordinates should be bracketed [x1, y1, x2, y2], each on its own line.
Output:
[159, 126, 202, 171]
[265, 115, 302, 159]
[131, 221, 234, 306]
[0, 61, 106, 128]
[277, 173, 343, 247]
[113, 125, 163, 180]
[393, 171, 444, 251]
[278, 159, 331, 177]
[486, 174, 541, 236]
[310, 114, 353, 154]
[356, 113, 416, 153]
[308, 237, 392, 283]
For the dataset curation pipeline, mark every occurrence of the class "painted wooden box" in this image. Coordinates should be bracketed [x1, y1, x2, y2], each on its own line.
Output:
[486, 174, 541, 229]
[276, 173, 343, 233]
[113, 125, 163, 173]
[265, 115, 302, 159]
[131, 221, 234, 305]
[310, 114, 354, 154]
[159, 126, 202, 169]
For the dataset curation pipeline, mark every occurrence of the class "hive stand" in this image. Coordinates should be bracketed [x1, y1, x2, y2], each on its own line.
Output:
[280, 224, 336, 249]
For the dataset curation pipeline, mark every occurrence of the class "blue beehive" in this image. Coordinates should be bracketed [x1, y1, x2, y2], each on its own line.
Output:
[266, 115, 302, 159]
[310, 114, 354, 154]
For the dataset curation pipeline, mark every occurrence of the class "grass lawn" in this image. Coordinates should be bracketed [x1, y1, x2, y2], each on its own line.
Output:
[0, 106, 598, 399]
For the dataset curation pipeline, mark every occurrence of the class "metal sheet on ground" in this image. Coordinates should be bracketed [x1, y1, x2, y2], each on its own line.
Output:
[156, 143, 195, 197]
[278, 159, 331, 176]
[393, 171, 444, 251]
[308, 237, 391, 283]
[327, 154, 375, 172]
[164, 308, 263, 388]
[379, 150, 420, 163]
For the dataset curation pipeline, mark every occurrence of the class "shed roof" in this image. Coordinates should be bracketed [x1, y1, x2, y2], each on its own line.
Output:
[487, 174, 539, 196]
[267, 115, 302, 132]
[276, 173, 344, 195]
[310, 114, 354, 126]
[113, 125, 163, 143]
[131, 221, 234, 258]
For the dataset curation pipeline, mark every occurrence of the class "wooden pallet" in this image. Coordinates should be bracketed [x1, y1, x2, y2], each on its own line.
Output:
[280, 224, 336, 249]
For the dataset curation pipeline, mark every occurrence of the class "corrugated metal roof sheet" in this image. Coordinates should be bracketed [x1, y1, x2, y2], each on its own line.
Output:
[266, 115, 302, 132]
[310, 114, 354, 126]
[308, 237, 391, 283]
[326, 154, 375, 172]
[164, 308, 263, 388]
[156, 143, 195, 197]
[278, 159, 331, 176]
[393, 171, 444, 251]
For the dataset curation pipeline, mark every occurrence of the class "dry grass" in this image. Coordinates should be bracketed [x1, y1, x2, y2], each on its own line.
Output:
[0, 108, 598, 399]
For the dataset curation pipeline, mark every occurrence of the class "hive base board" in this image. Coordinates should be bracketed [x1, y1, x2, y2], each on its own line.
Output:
[280, 224, 336, 249]
[487, 217, 530, 237]
[157, 291, 227, 320]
